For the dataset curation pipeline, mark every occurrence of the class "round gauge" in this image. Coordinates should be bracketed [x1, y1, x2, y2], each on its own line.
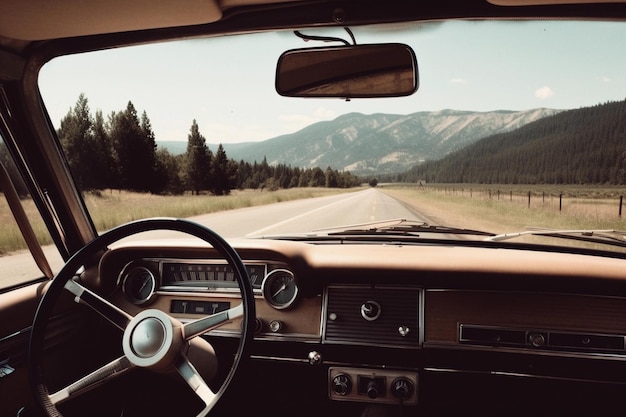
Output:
[261, 269, 298, 310]
[122, 266, 156, 305]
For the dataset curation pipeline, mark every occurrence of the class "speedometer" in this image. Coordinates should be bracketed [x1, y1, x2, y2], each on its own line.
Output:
[261, 269, 298, 310]
[122, 266, 156, 305]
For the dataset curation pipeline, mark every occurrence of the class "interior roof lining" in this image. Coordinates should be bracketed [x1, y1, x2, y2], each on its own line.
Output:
[1, 0, 625, 61]
[488, 0, 625, 5]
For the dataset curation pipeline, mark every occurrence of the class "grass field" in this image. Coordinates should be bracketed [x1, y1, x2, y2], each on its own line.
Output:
[0, 188, 358, 255]
[381, 184, 626, 242]
[4, 184, 626, 255]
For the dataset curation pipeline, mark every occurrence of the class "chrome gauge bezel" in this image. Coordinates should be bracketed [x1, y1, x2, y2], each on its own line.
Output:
[121, 265, 157, 305]
[261, 269, 298, 310]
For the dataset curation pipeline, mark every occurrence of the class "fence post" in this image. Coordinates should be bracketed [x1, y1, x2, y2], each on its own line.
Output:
[559, 193, 563, 212]
[510, 191, 512, 201]
[528, 191, 531, 208]
[620, 196, 623, 217]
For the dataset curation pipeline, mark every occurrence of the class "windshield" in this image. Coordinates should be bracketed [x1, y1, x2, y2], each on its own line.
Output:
[38, 20, 626, 252]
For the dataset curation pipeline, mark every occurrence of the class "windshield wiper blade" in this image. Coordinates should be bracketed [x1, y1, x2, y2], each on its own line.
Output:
[315, 218, 495, 237]
[486, 228, 626, 248]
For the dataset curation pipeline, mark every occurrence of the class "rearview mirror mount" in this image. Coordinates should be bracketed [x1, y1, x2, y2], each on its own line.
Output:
[275, 43, 419, 99]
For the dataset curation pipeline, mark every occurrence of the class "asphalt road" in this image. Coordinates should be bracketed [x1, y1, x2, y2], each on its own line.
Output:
[1, 188, 426, 287]
[196, 187, 427, 237]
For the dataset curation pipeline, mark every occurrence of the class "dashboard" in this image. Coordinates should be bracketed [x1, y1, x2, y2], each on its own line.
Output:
[94, 239, 626, 415]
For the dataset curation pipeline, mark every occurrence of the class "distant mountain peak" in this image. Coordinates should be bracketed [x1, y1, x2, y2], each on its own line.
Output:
[158, 108, 560, 175]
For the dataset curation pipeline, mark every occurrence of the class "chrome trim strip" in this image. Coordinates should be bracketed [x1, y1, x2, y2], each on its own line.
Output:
[422, 367, 626, 385]
[424, 341, 626, 361]
[0, 327, 30, 345]
[185, 324, 320, 342]
[250, 355, 309, 363]
[157, 288, 262, 296]
[254, 333, 320, 342]
[322, 339, 420, 350]
[250, 355, 421, 372]
[425, 287, 626, 302]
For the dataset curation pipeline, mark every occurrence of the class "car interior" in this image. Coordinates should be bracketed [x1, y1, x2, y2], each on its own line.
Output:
[1, 0, 626, 416]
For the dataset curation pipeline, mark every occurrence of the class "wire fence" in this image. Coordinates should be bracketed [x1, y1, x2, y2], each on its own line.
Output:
[424, 185, 626, 218]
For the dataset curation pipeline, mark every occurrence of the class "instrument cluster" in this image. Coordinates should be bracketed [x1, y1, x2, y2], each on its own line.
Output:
[118, 258, 298, 310]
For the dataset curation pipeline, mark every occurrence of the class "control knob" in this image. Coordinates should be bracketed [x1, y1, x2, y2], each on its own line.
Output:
[331, 374, 352, 396]
[391, 377, 414, 399]
[366, 379, 380, 399]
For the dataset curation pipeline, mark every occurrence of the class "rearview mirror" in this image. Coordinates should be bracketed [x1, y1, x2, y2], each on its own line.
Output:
[275, 43, 418, 99]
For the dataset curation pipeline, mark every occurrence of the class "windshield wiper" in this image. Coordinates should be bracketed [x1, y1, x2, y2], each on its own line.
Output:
[315, 218, 495, 238]
[486, 228, 626, 248]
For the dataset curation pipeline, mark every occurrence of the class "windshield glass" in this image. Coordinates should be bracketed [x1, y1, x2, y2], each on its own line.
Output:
[38, 20, 626, 251]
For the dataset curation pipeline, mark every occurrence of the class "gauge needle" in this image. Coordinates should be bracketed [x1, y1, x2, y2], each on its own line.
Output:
[138, 280, 149, 294]
[272, 283, 287, 298]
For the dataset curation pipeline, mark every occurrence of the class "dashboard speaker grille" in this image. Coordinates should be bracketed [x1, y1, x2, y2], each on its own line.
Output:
[324, 286, 420, 347]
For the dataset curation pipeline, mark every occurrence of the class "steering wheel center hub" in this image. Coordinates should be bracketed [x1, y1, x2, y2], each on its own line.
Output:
[122, 309, 180, 368]
[131, 317, 166, 357]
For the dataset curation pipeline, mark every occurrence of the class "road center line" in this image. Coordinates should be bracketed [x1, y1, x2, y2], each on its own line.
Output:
[245, 191, 368, 237]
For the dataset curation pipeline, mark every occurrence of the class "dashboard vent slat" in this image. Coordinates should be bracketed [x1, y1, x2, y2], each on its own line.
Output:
[324, 286, 420, 348]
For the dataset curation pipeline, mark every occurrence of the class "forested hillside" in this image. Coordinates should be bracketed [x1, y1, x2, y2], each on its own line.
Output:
[217, 108, 558, 175]
[402, 99, 626, 184]
[51, 94, 360, 195]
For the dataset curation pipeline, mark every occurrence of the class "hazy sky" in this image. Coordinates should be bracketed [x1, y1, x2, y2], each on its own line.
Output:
[39, 20, 626, 144]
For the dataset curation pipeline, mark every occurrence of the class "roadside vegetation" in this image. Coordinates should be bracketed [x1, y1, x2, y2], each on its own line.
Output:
[381, 184, 626, 237]
[54, 94, 361, 196]
[0, 187, 358, 255]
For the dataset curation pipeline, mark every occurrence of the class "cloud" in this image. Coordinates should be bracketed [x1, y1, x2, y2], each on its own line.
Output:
[278, 106, 338, 132]
[449, 78, 467, 84]
[204, 123, 276, 143]
[313, 107, 337, 119]
[600, 76, 611, 83]
[534, 86, 555, 100]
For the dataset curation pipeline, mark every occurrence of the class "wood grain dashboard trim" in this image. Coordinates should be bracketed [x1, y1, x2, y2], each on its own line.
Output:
[425, 289, 626, 344]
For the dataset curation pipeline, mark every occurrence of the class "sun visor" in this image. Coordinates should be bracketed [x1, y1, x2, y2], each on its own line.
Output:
[0, 0, 223, 41]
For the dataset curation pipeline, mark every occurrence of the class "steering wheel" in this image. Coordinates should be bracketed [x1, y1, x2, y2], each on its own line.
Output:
[29, 218, 255, 417]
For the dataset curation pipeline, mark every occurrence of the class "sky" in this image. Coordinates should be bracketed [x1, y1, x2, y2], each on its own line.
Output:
[38, 20, 626, 144]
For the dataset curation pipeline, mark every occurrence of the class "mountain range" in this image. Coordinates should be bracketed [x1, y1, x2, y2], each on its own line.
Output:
[404, 99, 626, 184]
[158, 108, 560, 175]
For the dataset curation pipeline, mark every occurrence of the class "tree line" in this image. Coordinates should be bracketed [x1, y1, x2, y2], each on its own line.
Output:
[400, 98, 626, 185]
[56, 94, 361, 195]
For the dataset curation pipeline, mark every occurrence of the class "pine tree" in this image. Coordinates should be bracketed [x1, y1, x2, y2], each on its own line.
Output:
[183, 120, 211, 195]
[211, 144, 234, 195]
[109, 102, 158, 191]
[57, 93, 96, 189]
[91, 110, 116, 189]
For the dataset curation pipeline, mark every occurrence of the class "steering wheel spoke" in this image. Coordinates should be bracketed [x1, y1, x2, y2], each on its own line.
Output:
[176, 356, 217, 408]
[64, 279, 133, 331]
[183, 303, 244, 340]
[48, 356, 133, 406]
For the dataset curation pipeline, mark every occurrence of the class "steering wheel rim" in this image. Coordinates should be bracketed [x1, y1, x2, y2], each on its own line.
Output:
[29, 218, 255, 417]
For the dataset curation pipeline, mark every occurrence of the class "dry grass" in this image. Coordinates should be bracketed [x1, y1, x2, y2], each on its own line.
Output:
[0, 188, 358, 255]
[4, 184, 625, 255]
[381, 184, 626, 246]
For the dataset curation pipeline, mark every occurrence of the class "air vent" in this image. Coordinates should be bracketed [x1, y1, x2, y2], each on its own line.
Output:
[324, 286, 420, 348]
